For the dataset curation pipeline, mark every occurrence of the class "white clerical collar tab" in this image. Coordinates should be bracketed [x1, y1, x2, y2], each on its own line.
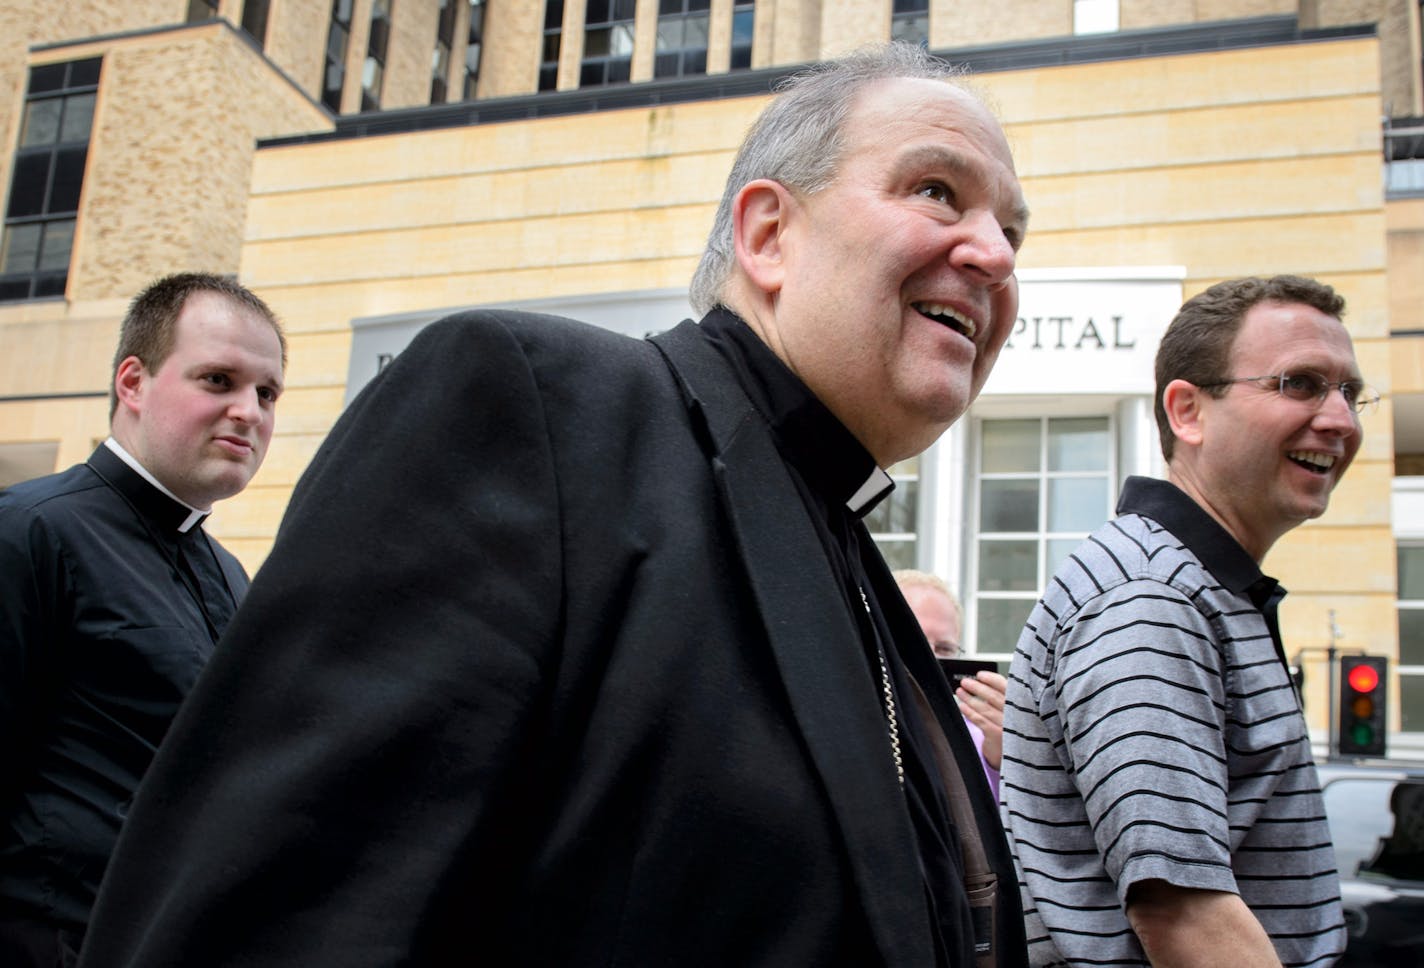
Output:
[103, 437, 210, 531]
[846, 466, 894, 515]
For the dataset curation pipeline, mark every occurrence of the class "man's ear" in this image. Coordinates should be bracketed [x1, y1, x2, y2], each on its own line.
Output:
[113, 356, 147, 417]
[731, 178, 794, 297]
[1162, 378, 1206, 449]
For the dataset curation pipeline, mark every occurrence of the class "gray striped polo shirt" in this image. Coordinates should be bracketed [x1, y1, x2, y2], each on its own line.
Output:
[1000, 476, 1345, 968]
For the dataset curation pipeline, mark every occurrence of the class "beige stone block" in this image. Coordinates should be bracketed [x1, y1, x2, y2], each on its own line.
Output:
[1267, 525, 1397, 594]
[266, 386, 349, 434]
[820, 0, 886, 57]
[1023, 153, 1382, 234]
[1392, 336, 1424, 394]
[984, 38, 1380, 123]
[932, 0, 1066, 46]
[1008, 96, 1381, 179]
[478, 0, 543, 97]
[284, 330, 355, 389]
[1323, 460, 1398, 526]
[1018, 214, 1386, 281]
[251, 431, 328, 486]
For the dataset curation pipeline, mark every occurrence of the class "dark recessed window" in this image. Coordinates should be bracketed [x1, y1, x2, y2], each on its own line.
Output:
[540, 0, 563, 91]
[580, 0, 635, 88]
[891, 0, 928, 46]
[323, 0, 354, 112]
[431, 0, 458, 102]
[186, 0, 220, 22]
[241, 0, 272, 49]
[1, 57, 101, 302]
[462, 0, 485, 99]
[730, 1, 754, 71]
[654, 0, 709, 79]
[362, 0, 394, 112]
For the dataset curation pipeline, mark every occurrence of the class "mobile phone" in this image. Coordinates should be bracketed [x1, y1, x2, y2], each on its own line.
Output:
[938, 657, 997, 691]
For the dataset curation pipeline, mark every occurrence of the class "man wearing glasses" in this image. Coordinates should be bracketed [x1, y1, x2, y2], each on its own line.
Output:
[1001, 275, 1363, 968]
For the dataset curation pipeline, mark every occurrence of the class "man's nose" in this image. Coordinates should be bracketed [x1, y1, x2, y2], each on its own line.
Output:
[228, 388, 263, 424]
[1314, 385, 1360, 433]
[950, 210, 1016, 287]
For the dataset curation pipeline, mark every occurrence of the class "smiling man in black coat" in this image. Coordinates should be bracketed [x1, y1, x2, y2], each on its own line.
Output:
[81, 43, 1031, 968]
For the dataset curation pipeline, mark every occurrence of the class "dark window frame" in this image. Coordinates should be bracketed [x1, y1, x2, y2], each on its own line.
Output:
[0, 57, 101, 303]
[580, 0, 636, 89]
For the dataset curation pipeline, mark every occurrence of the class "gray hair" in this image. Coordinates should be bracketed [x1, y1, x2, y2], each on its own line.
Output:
[688, 43, 970, 315]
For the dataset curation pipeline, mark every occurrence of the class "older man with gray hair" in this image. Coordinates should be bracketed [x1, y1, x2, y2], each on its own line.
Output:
[83, 44, 1030, 968]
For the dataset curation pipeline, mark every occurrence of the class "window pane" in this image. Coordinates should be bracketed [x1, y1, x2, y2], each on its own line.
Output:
[611, 24, 635, 56]
[584, 27, 610, 57]
[1, 224, 41, 273]
[660, 0, 682, 13]
[1321, 778, 1399, 878]
[37, 219, 74, 271]
[684, 13, 709, 46]
[544, 0, 564, 29]
[586, 0, 610, 24]
[1399, 546, 1424, 601]
[607, 58, 630, 83]
[20, 99, 61, 146]
[7, 153, 50, 218]
[976, 598, 1034, 654]
[876, 538, 917, 571]
[1398, 608, 1424, 666]
[1402, 674, 1424, 732]
[866, 480, 917, 535]
[28, 64, 66, 94]
[0, 278, 31, 301]
[656, 20, 684, 49]
[1046, 537, 1080, 579]
[1048, 477, 1108, 532]
[982, 419, 1039, 473]
[60, 93, 95, 142]
[980, 478, 1038, 532]
[49, 147, 87, 213]
[978, 539, 1038, 592]
[1048, 417, 1109, 471]
[68, 58, 102, 88]
[33, 271, 66, 298]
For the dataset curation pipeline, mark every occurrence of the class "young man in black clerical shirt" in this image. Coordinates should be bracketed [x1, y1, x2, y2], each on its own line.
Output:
[0, 272, 286, 966]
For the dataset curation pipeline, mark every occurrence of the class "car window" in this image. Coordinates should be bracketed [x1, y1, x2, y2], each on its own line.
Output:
[1321, 777, 1424, 882]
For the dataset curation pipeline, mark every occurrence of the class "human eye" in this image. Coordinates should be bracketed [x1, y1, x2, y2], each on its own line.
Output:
[1278, 372, 1323, 401]
[257, 385, 279, 403]
[916, 181, 954, 205]
[1339, 381, 1362, 406]
[201, 372, 232, 390]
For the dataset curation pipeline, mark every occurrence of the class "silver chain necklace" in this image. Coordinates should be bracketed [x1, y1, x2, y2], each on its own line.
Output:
[861, 587, 905, 786]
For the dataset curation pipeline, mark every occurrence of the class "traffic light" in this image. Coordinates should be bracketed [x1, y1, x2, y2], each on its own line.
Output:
[1337, 655, 1388, 757]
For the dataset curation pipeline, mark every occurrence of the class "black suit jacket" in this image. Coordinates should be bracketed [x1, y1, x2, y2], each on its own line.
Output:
[80, 311, 1027, 967]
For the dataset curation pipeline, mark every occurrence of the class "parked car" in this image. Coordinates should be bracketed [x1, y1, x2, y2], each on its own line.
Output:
[1318, 759, 1424, 967]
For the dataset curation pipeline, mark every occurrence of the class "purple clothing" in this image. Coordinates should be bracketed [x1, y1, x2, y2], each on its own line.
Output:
[965, 716, 999, 798]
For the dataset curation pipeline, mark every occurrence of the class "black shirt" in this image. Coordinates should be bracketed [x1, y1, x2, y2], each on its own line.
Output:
[0, 444, 246, 933]
[701, 308, 978, 967]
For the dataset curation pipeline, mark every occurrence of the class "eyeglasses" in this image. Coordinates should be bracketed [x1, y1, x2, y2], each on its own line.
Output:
[1195, 371, 1381, 415]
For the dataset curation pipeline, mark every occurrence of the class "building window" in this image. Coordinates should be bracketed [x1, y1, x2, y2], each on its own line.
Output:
[540, 0, 563, 92]
[463, 0, 485, 99]
[1395, 545, 1424, 732]
[241, 0, 272, 47]
[362, 0, 394, 111]
[0, 58, 100, 303]
[187, 0, 220, 21]
[654, 0, 709, 79]
[581, 0, 636, 88]
[431, 0, 458, 102]
[868, 458, 920, 571]
[972, 416, 1113, 657]
[730, 1, 754, 70]
[1073, 0, 1119, 35]
[323, 0, 354, 112]
[891, 0, 928, 46]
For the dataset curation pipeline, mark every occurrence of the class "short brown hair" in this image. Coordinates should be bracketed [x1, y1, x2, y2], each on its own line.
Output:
[110, 272, 285, 418]
[1153, 275, 1345, 461]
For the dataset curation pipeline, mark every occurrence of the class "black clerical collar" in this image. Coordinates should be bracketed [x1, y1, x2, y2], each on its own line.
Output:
[698, 307, 893, 518]
[90, 441, 210, 535]
[1117, 475, 1281, 602]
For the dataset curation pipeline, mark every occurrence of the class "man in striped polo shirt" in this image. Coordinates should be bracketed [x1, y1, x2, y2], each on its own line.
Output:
[1001, 275, 1364, 967]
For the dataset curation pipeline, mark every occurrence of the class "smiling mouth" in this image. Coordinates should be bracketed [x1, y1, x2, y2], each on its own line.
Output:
[913, 302, 976, 340]
[1288, 450, 1336, 474]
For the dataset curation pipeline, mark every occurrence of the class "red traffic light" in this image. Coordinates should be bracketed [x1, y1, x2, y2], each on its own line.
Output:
[1347, 664, 1380, 693]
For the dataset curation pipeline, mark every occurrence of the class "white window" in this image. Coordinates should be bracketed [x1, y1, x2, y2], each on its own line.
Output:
[868, 457, 920, 571]
[1394, 544, 1424, 733]
[1073, 0, 1119, 35]
[970, 415, 1115, 661]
